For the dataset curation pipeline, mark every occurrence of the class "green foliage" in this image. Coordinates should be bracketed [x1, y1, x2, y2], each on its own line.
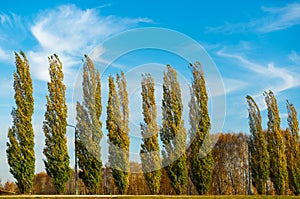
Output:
[264, 90, 287, 195]
[43, 54, 71, 194]
[160, 65, 187, 195]
[140, 74, 161, 194]
[106, 72, 130, 194]
[76, 55, 103, 194]
[246, 95, 269, 194]
[188, 62, 214, 195]
[284, 100, 300, 195]
[6, 51, 35, 194]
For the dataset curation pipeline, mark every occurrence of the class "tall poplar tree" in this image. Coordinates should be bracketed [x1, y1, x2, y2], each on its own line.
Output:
[140, 74, 161, 194]
[43, 54, 71, 194]
[264, 90, 287, 195]
[246, 95, 269, 194]
[188, 62, 213, 195]
[76, 55, 103, 194]
[7, 51, 35, 194]
[285, 100, 300, 195]
[160, 65, 187, 195]
[106, 72, 130, 194]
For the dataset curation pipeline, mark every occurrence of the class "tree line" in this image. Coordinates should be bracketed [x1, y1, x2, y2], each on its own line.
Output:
[2, 51, 300, 195]
[246, 92, 300, 195]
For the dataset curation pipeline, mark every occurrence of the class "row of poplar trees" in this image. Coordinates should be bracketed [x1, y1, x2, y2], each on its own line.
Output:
[246, 91, 300, 195]
[6, 51, 213, 195]
[6, 52, 71, 194]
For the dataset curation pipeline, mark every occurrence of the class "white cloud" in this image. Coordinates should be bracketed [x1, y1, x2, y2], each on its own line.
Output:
[28, 4, 152, 82]
[289, 50, 300, 64]
[259, 3, 300, 32]
[0, 13, 27, 43]
[217, 48, 300, 111]
[217, 49, 300, 92]
[28, 50, 81, 83]
[89, 45, 106, 63]
[204, 76, 247, 98]
[0, 13, 27, 63]
[0, 13, 23, 29]
[0, 47, 11, 62]
[0, 14, 10, 24]
[206, 2, 300, 33]
[88, 45, 124, 70]
[223, 78, 247, 94]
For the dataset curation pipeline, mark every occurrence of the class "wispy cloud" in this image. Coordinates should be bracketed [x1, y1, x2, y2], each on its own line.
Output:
[0, 13, 25, 31]
[217, 48, 300, 92]
[289, 50, 300, 64]
[0, 13, 27, 44]
[223, 78, 247, 94]
[0, 47, 11, 62]
[0, 13, 10, 24]
[217, 48, 300, 111]
[259, 3, 300, 32]
[206, 2, 300, 33]
[0, 13, 28, 66]
[25, 4, 152, 82]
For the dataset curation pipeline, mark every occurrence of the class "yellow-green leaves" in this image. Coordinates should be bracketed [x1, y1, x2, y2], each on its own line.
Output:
[246, 95, 269, 194]
[140, 74, 161, 194]
[106, 72, 130, 194]
[188, 62, 213, 195]
[6, 51, 35, 194]
[264, 90, 287, 195]
[285, 101, 300, 195]
[43, 54, 70, 194]
[160, 65, 187, 195]
[76, 55, 103, 194]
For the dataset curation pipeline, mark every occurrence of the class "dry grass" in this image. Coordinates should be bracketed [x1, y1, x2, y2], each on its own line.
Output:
[0, 195, 300, 199]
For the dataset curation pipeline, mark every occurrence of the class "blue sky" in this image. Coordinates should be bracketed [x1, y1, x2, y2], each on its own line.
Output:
[1, 0, 300, 181]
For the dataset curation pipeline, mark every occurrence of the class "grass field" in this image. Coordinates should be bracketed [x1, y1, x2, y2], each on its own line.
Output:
[1, 195, 300, 199]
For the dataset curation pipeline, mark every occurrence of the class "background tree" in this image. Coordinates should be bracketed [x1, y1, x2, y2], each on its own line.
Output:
[210, 133, 249, 195]
[188, 62, 214, 195]
[76, 55, 103, 194]
[246, 95, 269, 194]
[264, 90, 287, 195]
[284, 100, 300, 195]
[43, 54, 71, 194]
[140, 74, 161, 194]
[3, 181, 18, 193]
[6, 51, 35, 194]
[106, 72, 130, 194]
[33, 172, 56, 194]
[160, 65, 187, 194]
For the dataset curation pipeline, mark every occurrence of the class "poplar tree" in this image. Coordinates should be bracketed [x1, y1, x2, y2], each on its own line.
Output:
[6, 51, 35, 194]
[106, 72, 130, 194]
[43, 54, 71, 194]
[264, 90, 287, 195]
[140, 74, 161, 194]
[246, 95, 269, 194]
[76, 55, 103, 194]
[285, 100, 300, 195]
[188, 62, 213, 195]
[160, 65, 187, 195]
